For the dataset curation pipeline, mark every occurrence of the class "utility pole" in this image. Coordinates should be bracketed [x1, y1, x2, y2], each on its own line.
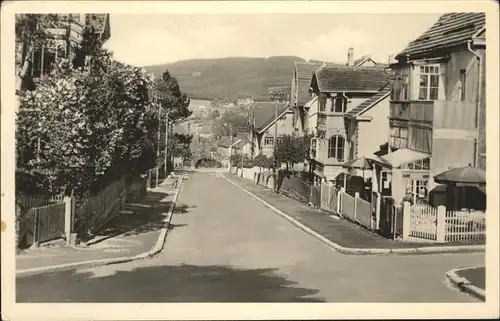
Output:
[164, 111, 169, 176]
[156, 97, 161, 188]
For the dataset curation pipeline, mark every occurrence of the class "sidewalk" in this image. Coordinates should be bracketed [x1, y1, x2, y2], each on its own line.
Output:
[446, 265, 486, 301]
[16, 177, 179, 271]
[456, 266, 485, 290]
[223, 173, 485, 252]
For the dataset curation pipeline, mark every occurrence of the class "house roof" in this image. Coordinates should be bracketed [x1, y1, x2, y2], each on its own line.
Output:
[312, 66, 389, 93]
[294, 61, 339, 106]
[248, 101, 289, 131]
[396, 12, 485, 59]
[344, 83, 391, 118]
[354, 56, 387, 68]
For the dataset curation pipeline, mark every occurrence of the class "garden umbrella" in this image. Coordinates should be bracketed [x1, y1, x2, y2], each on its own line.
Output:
[433, 164, 486, 210]
[433, 164, 486, 186]
[341, 156, 374, 188]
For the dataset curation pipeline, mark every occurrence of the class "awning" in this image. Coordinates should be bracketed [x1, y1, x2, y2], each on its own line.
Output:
[377, 149, 430, 169]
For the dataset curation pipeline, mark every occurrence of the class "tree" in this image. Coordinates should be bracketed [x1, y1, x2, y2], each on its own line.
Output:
[170, 133, 193, 160]
[275, 135, 310, 170]
[210, 109, 220, 119]
[212, 109, 249, 138]
[154, 70, 192, 123]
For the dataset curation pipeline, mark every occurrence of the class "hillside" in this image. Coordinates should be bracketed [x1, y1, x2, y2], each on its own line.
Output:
[143, 56, 306, 101]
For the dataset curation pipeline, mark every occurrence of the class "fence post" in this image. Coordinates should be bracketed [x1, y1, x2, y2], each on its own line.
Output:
[147, 169, 152, 188]
[436, 205, 446, 242]
[32, 208, 40, 248]
[375, 192, 381, 230]
[402, 201, 411, 240]
[155, 166, 159, 188]
[327, 183, 331, 210]
[354, 192, 359, 220]
[64, 196, 76, 245]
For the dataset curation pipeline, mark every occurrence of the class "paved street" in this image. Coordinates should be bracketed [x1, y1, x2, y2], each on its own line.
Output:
[17, 171, 484, 302]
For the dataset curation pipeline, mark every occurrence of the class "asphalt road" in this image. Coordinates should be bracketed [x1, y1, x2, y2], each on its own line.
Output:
[16, 171, 484, 302]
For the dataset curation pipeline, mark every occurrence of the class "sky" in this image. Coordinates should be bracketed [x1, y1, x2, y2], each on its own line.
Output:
[103, 13, 444, 67]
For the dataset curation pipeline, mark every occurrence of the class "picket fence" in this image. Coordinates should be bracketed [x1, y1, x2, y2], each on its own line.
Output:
[445, 210, 486, 242]
[235, 168, 486, 244]
[409, 204, 438, 240]
[406, 203, 486, 243]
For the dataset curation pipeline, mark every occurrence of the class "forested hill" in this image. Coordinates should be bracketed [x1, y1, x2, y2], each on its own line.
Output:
[143, 56, 307, 101]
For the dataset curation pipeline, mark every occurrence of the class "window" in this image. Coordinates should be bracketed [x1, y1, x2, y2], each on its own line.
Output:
[328, 135, 345, 162]
[459, 69, 466, 101]
[418, 65, 440, 100]
[276, 137, 283, 145]
[264, 137, 274, 146]
[406, 179, 429, 203]
[317, 115, 326, 126]
[389, 126, 408, 149]
[332, 96, 346, 113]
[401, 75, 409, 100]
[32, 44, 65, 78]
[310, 138, 317, 158]
[405, 158, 430, 170]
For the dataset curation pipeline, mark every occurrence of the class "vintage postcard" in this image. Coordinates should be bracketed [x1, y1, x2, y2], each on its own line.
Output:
[1, 0, 499, 320]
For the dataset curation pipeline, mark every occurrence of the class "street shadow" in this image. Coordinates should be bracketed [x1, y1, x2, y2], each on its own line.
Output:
[16, 264, 325, 302]
[167, 223, 188, 231]
[88, 191, 183, 244]
[173, 204, 197, 214]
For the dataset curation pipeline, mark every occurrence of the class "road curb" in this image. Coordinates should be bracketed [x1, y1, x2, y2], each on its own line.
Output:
[219, 174, 485, 256]
[445, 266, 486, 301]
[16, 175, 185, 278]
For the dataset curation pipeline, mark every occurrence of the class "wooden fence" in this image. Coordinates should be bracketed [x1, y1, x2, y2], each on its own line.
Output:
[17, 171, 154, 249]
[320, 182, 338, 213]
[409, 204, 438, 240]
[341, 192, 355, 221]
[20, 201, 66, 248]
[73, 177, 127, 239]
[445, 210, 486, 242]
[355, 196, 372, 229]
[403, 203, 486, 243]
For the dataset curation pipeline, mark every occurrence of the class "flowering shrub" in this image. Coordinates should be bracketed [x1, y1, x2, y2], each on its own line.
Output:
[16, 51, 158, 199]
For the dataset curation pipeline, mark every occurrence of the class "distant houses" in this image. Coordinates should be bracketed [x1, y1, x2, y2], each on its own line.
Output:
[247, 101, 293, 158]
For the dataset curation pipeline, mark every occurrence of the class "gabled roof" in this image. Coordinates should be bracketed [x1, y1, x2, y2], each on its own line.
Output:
[354, 56, 387, 68]
[294, 61, 338, 106]
[248, 101, 289, 131]
[396, 12, 485, 59]
[311, 66, 388, 93]
[344, 83, 391, 118]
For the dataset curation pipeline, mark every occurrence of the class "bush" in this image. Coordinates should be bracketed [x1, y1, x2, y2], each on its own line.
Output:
[252, 154, 267, 167]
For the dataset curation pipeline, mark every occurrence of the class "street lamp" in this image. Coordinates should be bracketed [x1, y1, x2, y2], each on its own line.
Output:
[268, 88, 289, 192]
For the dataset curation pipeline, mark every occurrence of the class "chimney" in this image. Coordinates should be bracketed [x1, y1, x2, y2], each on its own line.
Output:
[347, 47, 354, 66]
[388, 54, 395, 65]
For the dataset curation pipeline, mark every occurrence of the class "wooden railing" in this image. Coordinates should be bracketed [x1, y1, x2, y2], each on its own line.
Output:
[390, 101, 434, 123]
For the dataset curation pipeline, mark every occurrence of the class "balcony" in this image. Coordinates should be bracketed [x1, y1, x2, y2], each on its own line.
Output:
[390, 101, 434, 123]
[390, 100, 476, 129]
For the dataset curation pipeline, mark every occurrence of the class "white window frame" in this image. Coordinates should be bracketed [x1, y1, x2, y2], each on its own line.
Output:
[264, 137, 274, 146]
[418, 64, 440, 101]
[389, 126, 408, 149]
[328, 135, 345, 162]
